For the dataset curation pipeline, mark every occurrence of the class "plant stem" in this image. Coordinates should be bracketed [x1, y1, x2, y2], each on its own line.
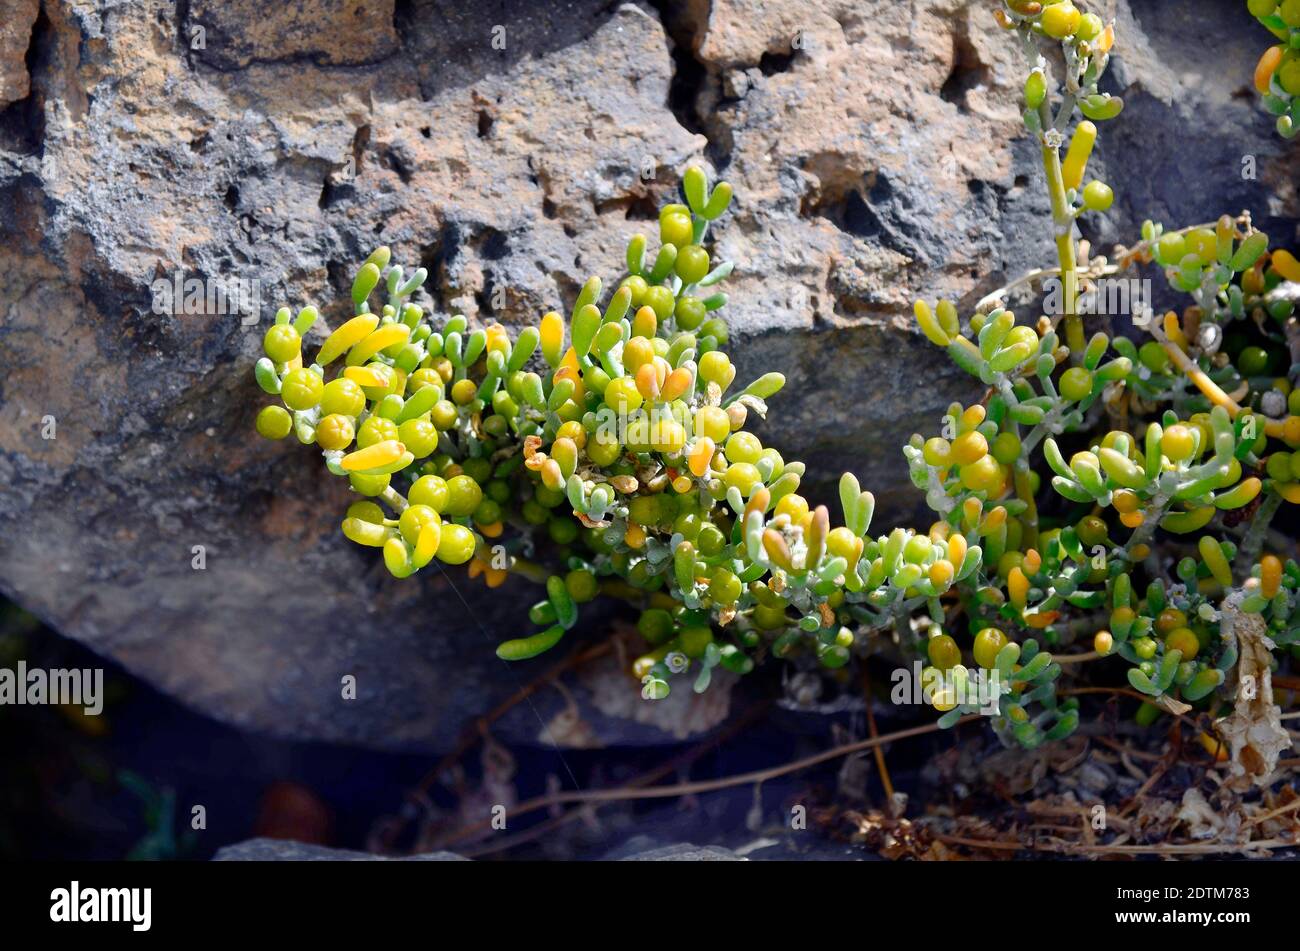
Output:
[1013, 466, 1039, 550]
[508, 555, 550, 585]
[1037, 101, 1083, 356]
[1123, 488, 1172, 560]
[380, 485, 409, 513]
[1237, 490, 1282, 572]
[1152, 320, 1288, 438]
[974, 219, 1227, 315]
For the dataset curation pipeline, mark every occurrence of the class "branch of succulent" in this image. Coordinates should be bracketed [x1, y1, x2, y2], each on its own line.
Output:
[1249, 0, 1300, 137]
[998, 0, 1119, 355]
[251, 2, 1300, 762]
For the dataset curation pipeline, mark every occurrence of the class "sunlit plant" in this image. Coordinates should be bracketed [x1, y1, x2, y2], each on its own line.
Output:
[1248, 0, 1300, 137]
[253, 1, 1300, 772]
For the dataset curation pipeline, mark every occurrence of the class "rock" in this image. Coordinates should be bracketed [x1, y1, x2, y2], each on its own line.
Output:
[0, 0, 38, 109]
[0, 0, 1294, 753]
[211, 837, 833, 860]
[213, 837, 467, 861]
[187, 0, 400, 70]
[603, 832, 869, 860]
[617, 843, 743, 861]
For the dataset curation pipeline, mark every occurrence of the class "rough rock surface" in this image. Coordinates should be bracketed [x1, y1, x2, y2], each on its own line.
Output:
[212, 836, 850, 860]
[0, 0, 39, 109]
[213, 834, 871, 860]
[616, 843, 742, 860]
[0, 0, 1295, 752]
[214, 837, 467, 861]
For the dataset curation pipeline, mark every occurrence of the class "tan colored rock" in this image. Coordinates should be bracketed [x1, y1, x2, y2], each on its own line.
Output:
[0, 0, 38, 108]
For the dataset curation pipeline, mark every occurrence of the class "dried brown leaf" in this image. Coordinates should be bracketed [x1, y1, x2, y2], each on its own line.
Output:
[1216, 591, 1294, 791]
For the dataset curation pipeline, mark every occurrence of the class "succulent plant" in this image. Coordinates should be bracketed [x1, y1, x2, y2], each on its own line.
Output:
[252, 1, 1300, 762]
[1248, 0, 1300, 137]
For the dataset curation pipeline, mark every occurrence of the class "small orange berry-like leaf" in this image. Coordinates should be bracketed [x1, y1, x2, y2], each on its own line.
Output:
[929, 559, 955, 591]
[806, 506, 830, 569]
[1272, 248, 1300, 282]
[1112, 488, 1140, 513]
[981, 505, 1008, 533]
[635, 363, 660, 401]
[624, 522, 647, 549]
[554, 358, 585, 403]
[631, 306, 657, 339]
[1162, 310, 1188, 352]
[960, 404, 986, 432]
[1022, 548, 1042, 575]
[1260, 555, 1282, 599]
[485, 322, 510, 353]
[1256, 45, 1284, 95]
[623, 337, 654, 372]
[1007, 566, 1029, 610]
[1120, 510, 1144, 529]
[762, 529, 794, 571]
[947, 533, 968, 568]
[660, 366, 692, 403]
[540, 458, 565, 491]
